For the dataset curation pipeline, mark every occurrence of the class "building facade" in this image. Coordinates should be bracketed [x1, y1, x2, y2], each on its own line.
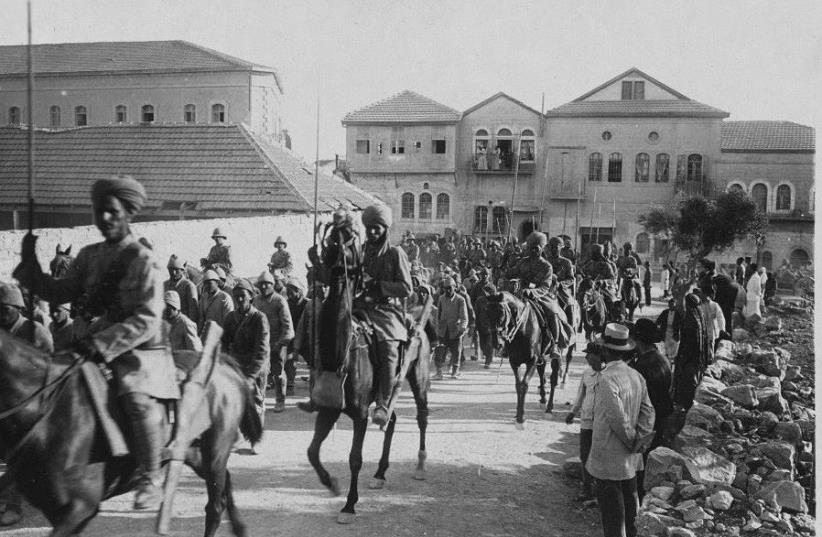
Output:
[0, 40, 287, 145]
[343, 68, 814, 266]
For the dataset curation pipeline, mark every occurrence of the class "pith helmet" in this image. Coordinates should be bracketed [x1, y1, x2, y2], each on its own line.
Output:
[274, 236, 287, 247]
[258, 271, 276, 285]
[211, 227, 226, 239]
[203, 269, 220, 282]
[167, 255, 185, 269]
[163, 290, 181, 310]
[0, 285, 25, 309]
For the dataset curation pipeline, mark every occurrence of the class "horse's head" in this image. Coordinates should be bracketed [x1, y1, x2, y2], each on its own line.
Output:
[485, 292, 514, 352]
[49, 244, 74, 279]
[321, 223, 361, 280]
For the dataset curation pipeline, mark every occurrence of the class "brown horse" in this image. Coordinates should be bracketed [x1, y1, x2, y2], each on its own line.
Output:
[484, 291, 554, 425]
[306, 221, 431, 524]
[0, 329, 261, 537]
[48, 244, 74, 278]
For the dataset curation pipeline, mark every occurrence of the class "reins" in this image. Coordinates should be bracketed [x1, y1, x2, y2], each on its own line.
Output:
[500, 298, 530, 344]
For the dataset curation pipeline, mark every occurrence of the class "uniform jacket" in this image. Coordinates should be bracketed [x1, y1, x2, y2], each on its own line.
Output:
[198, 288, 234, 334]
[359, 243, 412, 342]
[164, 276, 199, 325]
[505, 256, 553, 291]
[586, 360, 655, 481]
[269, 249, 293, 275]
[207, 244, 233, 271]
[49, 318, 75, 352]
[436, 292, 468, 340]
[166, 313, 202, 352]
[253, 291, 295, 348]
[7, 314, 53, 353]
[222, 306, 270, 380]
[32, 234, 178, 399]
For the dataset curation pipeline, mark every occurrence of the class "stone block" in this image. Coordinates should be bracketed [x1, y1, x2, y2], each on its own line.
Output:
[644, 447, 694, 490]
[756, 388, 789, 415]
[673, 425, 712, 451]
[679, 484, 707, 499]
[636, 512, 682, 537]
[755, 480, 808, 513]
[667, 527, 696, 537]
[708, 359, 748, 385]
[650, 486, 675, 502]
[684, 402, 724, 432]
[771, 421, 803, 446]
[682, 447, 735, 486]
[721, 385, 758, 408]
[758, 441, 795, 473]
[708, 490, 734, 511]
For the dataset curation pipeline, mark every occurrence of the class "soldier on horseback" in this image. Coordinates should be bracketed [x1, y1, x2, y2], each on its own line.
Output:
[545, 236, 576, 313]
[14, 175, 179, 510]
[203, 227, 233, 275]
[357, 204, 413, 427]
[581, 243, 620, 321]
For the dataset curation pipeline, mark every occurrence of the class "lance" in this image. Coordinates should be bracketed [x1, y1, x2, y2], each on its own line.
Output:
[588, 188, 597, 253]
[575, 182, 581, 260]
[508, 130, 523, 243]
[311, 96, 320, 375]
[611, 198, 616, 243]
[26, 0, 36, 342]
[595, 202, 601, 244]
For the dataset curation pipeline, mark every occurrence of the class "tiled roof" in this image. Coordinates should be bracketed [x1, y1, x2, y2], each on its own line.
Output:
[463, 92, 542, 118]
[0, 40, 278, 80]
[721, 121, 815, 152]
[545, 100, 729, 118]
[0, 124, 374, 214]
[343, 90, 461, 124]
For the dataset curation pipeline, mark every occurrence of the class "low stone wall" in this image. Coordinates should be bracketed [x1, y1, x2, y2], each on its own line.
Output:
[0, 214, 327, 283]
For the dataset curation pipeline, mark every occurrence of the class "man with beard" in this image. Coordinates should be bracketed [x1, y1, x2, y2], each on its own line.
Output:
[253, 271, 294, 412]
[356, 204, 412, 426]
[163, 255, 198, 325]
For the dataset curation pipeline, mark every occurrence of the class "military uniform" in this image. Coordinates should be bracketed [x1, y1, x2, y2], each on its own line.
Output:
[163, 277, 199, 325]
[253, 289, 295, 403]
[197, 287, 234, 335]
[222, 304, 270, 425]
[7, 314, 53, 353]
[206, 244, 232, 273]
[546, 251, 576, 315]
[269, 249, 294, 275]
[49, 316, 75, 352]
[166, 313, 201, 352]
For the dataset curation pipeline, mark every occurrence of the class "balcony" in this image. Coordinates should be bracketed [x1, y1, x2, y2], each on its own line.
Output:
[470, 158, 535, 175]
[547, 180, 586, 200]
[674, 176, 719, 198]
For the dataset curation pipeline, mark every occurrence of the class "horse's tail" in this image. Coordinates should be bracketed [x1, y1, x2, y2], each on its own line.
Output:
[240, 386, 263, 445]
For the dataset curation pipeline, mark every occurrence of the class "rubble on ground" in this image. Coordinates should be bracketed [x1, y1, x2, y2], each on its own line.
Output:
[635, 305, 815, 537]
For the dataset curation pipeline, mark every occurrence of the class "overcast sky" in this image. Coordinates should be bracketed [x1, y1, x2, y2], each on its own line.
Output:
[4, 0, 821, 168]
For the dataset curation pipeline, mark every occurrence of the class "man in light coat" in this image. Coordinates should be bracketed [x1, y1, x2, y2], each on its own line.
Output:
[434, 277, 468, 379]
[586, 323, 655, 537]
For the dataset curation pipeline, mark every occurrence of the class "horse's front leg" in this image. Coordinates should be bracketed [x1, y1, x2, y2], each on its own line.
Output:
[545, 353, 561, 414]
[338, 417, 368, 524]
[562, 343, 575, 387]
[406, 363, 429, 481]
[307, 408, 342, 496]
[510, 360, 525, 425]
[537, 361, 547, 405]
[516, 358, 540, 427]
[370, 411, 397, 489]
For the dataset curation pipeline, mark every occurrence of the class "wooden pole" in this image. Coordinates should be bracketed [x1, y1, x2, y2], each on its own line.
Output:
[26, 0, 36, 340]
[595, 203, 602, 244]
[611, 198, 616, 242]
[311, 96, 320, 381]
[508, 131, 522, 243]
[575, 183, 581, 259]
[588, 188, 597, 252]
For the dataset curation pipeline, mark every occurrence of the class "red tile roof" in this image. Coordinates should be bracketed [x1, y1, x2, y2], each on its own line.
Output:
[0, 41, 280, 88]
[343, 90, 461, 125]
[0, 124, 374, 214]
[721, 121, 815, 152]
[545, 100, 729, 118]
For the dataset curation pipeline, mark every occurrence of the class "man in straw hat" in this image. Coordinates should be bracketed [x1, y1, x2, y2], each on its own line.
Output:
[268, 236, 293, 276]
[203, 226, 233, 274]
[14, 174, 179, 509]
[253, 271, 294, 412]
[586, 323, 655, 537]
[163, 290, 202, 352]
[197, 269, 234, 336]
[164, 254, 199, 325]
[357, 203, 412, 426]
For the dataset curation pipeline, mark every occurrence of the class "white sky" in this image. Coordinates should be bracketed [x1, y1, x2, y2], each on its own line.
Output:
[3, 0, 821, 167]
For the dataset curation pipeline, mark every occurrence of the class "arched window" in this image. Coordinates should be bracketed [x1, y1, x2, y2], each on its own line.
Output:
[74, 106, 87, 126]
[687, 154, 703, 182]
[492, 206, 507, 234]
[474, 206, 488, 232]
[751, 183, 768, 213]
[436, 193, 450, 220]
[497, 128, 512, 136]
[728, 183, 745, 194]
[655, 153, 669, 183]
[790, 248, 810, 268]
[761, 251, 773, 271]
[519, 129, 535, 162]
[776, 184, 792, 211]
[184, 104, 196, 123]
[115, 105, 127, 123]
[475, 129, 489, 161]
[211, 103, 225, 123]
[608, 152, 622, 182]
[49, 105, 61, 127]
[588, 152, 602, 182]
[635, 153, 650, 182]
[419, 193, 432, 220]
[8, 106, 21, 125]
[141, 105, 155, 123]
[401, 193, 415, 219]
[635, 232, 650, 254]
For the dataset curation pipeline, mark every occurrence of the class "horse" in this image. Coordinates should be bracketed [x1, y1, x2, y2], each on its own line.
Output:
[554, 283, 581, 388]
[305, 221, 432, 524]
[619, 270, 641, 322]
[577, 276, 609, 341]
[483, 291, 557, 425]
[49, 244, 74, 278]
[0, 327, 262, 537]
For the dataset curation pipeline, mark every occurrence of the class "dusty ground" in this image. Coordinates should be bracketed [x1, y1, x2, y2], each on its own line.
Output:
[4, 300, 676, 537]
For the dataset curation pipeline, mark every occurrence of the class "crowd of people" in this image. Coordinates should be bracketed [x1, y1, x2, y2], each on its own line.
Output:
[0, 174, 790, 535]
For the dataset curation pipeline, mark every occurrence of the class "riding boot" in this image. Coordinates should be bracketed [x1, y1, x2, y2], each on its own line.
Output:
[122, 393, 163, 510]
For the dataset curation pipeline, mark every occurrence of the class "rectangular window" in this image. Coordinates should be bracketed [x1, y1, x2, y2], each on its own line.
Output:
[356, 139, 370, 154]
[391, 140, 405, 154]
[413, 141, 422, 152]
[377, 142, 383, 155]
[634, 81, 644, 100]
[621, 81, 633, 100]
[432, 139, 446, 154]
[608, 153, 622, 182]
[621, 81, 645, 100]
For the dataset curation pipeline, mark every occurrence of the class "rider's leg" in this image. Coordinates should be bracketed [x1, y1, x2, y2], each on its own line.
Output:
[122, 391, 164, 510]
[373, 340, 401, 426]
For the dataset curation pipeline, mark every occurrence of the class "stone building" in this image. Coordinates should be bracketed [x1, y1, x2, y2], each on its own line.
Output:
[342, 90, 461, 236]
[0, 40, 287, 145]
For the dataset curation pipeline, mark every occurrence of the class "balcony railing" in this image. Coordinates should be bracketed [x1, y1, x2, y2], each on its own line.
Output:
[547, 180, 586, 200]
[674, 176, 718, 198]
[470, 158, 535, 174]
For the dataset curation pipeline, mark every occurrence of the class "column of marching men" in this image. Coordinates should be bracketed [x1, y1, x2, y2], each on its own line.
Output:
[0, 177, 760, 536]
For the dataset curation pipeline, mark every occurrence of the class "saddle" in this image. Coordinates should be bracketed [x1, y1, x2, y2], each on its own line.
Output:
[518, 290, 572, 356]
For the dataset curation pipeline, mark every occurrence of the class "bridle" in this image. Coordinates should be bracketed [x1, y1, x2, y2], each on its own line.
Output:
[496, 298, 529, 344]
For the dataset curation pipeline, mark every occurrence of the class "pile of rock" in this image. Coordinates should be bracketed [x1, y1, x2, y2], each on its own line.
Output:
[637, 329, 815, 537]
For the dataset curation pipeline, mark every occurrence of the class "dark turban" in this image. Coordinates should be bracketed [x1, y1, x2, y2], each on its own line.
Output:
[91, 175, 147, 212]
[362, 204, 393, 228]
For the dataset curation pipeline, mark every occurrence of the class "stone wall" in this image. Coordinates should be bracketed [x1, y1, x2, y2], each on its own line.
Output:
[0, 213, 325, 284]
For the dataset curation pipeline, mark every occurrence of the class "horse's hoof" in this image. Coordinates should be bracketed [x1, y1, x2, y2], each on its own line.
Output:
[328, 477, 341, 496]
[368, 477, 386, 490]
[515, 421, 525, 430]
[545, 406, 554, 414]
[539, 398, 547, 405]
[413, 468, 426, 481]
[337, 511, 356, 524]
